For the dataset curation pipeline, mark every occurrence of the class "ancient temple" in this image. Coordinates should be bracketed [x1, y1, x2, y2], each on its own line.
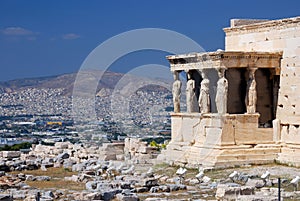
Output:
[158, 16, 300, 168]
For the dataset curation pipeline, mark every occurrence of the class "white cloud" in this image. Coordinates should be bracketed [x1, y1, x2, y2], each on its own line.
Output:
[62, 33, 80, 40]
[1, 27, 36, 36]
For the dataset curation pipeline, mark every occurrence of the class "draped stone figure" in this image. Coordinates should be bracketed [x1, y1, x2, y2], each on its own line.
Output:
[186, 72, 198, 113]
[215, 68, 228, 114]
[199, 71, 210, 113]
[245, 68, 257, 114]
[172, 71, 182, 113]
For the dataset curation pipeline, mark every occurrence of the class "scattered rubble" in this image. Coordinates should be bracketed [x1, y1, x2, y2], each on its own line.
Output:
[0, 139, 300, 200]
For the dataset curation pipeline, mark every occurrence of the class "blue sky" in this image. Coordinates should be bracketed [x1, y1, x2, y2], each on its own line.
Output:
[0, 0, 299, 81]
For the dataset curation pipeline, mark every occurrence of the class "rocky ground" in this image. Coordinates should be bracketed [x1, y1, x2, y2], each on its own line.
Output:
[0, 140, 300, 200]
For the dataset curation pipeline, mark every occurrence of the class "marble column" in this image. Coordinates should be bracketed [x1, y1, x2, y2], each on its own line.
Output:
[172, 71, 182, 113]
[186, 71, 198, 113]
[245, 68, 257, 114]
[199, 70, 210, 113]
[215, 68, 228, 114]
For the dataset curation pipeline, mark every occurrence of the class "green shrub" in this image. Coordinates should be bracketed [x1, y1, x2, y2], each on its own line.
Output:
[0, 142, 31, 151]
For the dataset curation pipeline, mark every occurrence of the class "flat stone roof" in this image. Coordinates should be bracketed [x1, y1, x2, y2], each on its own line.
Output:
[224, 16, 300, 34]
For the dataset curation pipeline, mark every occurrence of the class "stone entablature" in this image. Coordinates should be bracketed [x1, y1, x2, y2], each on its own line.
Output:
[167, 51, 282, 73]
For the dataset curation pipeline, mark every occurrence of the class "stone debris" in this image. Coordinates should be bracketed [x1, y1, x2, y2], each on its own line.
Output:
[0, 139, 299, 200]
[0, 139, 164, 200]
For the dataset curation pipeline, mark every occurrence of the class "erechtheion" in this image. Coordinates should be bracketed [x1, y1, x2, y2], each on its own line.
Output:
[158, 16, 300, 168]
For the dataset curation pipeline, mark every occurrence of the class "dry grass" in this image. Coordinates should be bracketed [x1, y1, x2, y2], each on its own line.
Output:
[12, 167, 85, 191]
[12, 167, 74, 178]
[26, 179, 85, 191]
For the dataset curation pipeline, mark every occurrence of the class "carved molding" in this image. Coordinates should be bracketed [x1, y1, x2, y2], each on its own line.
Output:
[224, 16, 300, 36]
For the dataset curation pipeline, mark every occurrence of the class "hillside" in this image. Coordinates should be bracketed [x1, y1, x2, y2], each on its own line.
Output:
[0, 70, 172, 96]
[0, 70, 125, 96]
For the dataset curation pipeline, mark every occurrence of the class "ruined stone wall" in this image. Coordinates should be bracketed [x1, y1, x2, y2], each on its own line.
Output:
[224, 17, 300, 145]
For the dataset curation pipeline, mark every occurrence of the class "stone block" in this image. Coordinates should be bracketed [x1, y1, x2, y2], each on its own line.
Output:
[216, 184, 254, 200]
[221, 119, 235, 145]
[2, 151, 21, 159]
[54, 142, 71, 149]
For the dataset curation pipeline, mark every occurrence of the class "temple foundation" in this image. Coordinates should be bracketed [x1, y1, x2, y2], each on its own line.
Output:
[158, 113, 280, 168]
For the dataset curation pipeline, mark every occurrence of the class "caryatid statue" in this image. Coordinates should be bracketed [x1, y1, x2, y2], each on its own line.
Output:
[215, 68, 228, 114]
[199, 70, 210, 113]
[186, 71, 198, 113]
[245, 68, 257, 114]
[172, 71, 182, 113]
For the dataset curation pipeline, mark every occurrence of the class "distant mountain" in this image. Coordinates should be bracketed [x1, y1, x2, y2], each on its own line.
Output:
[0, 70, 171, 96]
[0, 70, 123, 95]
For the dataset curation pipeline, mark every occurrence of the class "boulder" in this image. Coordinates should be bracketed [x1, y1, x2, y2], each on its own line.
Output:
[102, 189, 122, 201]
[135, 187, 148, 193]
[25, 175, 36, 181]
[116, 192, 139, 201]
[40, 165, 47, 171]
[159, 185, 170, 192]
[57, 152, 70, 161]
[246, 179, 265, 188]
[9, 191, 26, 200]
[86, 181, 98, 191]
[43, 191, 54, 198]
[240, 186, 255, 195]
[215, 184, 240, 200]
[141, 178, 158, 188]
[63, 159, 74, 168]
[35, 176, 51, 181]
[41, 191, 55, 200]
[0, 194, 13, 201]
[64, 175, 78, 182]
[149, 186, 159, 193]
[188, 178, 200, 185]
[0, 163, 9, 172]
[78, 173, 94, 182]
[17, 173, 26, 181]
[41, 163, 54, 169]
[149, 185, 170, 193]
[54, 142, 71, 149]
[53, 162, 61, 168]
[202, 176, 211, 183]
[72, 163, 86, 172]
[25, 160, 39, 170]
[85, 192, 102, 200]
[120, 182, 132, 189]
[168, 184, 186, 191]
[42, 158, 54, 164]
[144, 198, 167, 201]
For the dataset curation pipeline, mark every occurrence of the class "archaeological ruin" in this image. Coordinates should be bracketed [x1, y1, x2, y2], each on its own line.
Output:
[158, 16, 300, 168]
